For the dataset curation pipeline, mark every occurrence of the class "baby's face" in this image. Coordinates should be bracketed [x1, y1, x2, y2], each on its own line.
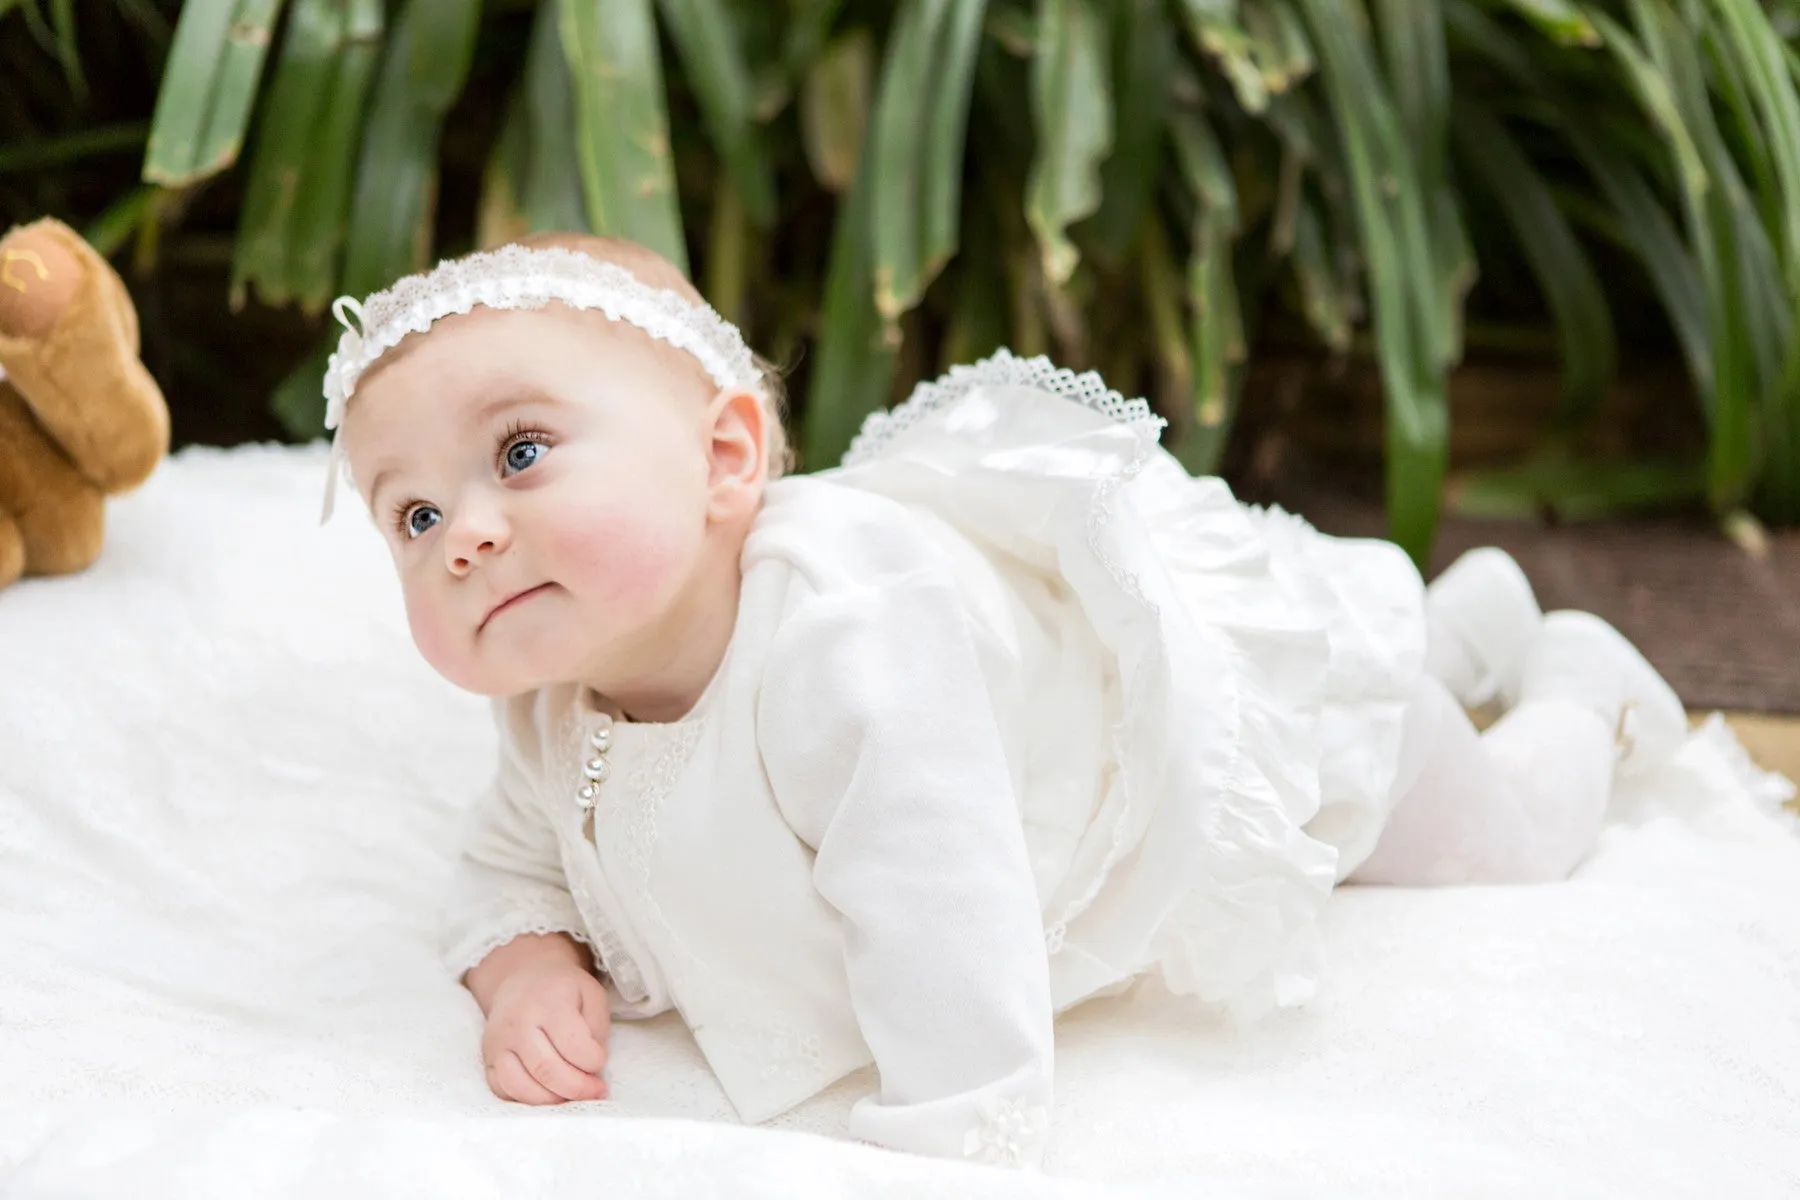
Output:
[341, 304, 720, 697]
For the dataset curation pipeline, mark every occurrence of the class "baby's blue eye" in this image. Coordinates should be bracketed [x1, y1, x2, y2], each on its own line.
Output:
[406, 504, 441, 539]
[503, 438, 546, 475]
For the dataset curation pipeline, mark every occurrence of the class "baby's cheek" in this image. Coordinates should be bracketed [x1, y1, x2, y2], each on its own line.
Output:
[553, 503, 694, 613]
[404, 587, 477, 688]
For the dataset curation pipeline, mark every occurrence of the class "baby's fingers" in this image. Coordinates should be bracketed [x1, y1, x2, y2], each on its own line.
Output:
[522, 1027, 608, 1102]
[488, 1051, 561, 1106]
[544, 1002, 609, 1077]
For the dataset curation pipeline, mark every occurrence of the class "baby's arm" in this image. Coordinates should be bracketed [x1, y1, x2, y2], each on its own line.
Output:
[447, 744, 609, 1104]
[759, 577, 1054, 1169]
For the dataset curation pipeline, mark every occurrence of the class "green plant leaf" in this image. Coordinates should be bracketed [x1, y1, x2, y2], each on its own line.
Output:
[1499, 0, 1599, 46]
[477, 84, 534, 249]
[1448, 455, 1703, 520]
[869, 0, 989, 322]
[339, 0, 479, 297]
[1025, 0, 1111, 287]
[1168, 109, 1244, 472]
[84, 184, 159, 260]
[49, 0, 84, 98]
[233, 0, 349, 310]
[1444, 1, 1707, 395]
[520, 0, 588, 234]
[144, 0, 287, 186]
[1177, 2, 1265, 114]
[801, 30, 873, 193]
[655, 0, 777, 226]
[1288, 192, 1354, 352]
[271, 336, 335, 441]
[1451, 100, 1615, 424]
[1295, 0, 1449, 564]
[806, 155, 897, 469]
[559, 0, 688, 271]
[282, 0, 382, 312]
[1081, 0, 1175, 266]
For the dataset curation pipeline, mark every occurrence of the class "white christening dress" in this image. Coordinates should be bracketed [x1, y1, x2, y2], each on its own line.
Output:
[443, 351, 1428, 1168]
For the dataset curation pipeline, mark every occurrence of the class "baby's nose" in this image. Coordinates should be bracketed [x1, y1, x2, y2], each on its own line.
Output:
[445, 518, 509, 574]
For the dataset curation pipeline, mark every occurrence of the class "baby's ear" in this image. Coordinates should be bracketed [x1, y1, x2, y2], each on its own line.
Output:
[706, 387, 769, 521]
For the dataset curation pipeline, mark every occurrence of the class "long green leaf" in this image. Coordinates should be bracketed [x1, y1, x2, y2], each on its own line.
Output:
[1616, 0, 1778, 511]
[1450, 456, 1703, 520]
[1026, 0, 1112, 287]
[521, 0, 589, 234]
[271, 337, 336, 441]
[1082, 0, 1176, 266]
[559, 0, 688, 271]
[144, 0, 286, 186]
[1711, 0, 1800, 515]
[801, 30, 873, 193]
[477, 86, 534, 249]
[280, 0, 382, 311]
[1295, 0, 1449, 564]
[1288, 192, 1354, 353]
[0, 122, 148, 173]
[1451, 100, 1615, 424]
[1179, 3, 1269, 114]
[868, 0, 989, 322]
[655, 0, 777, 226]
[1500, 0, 1599, 46]
[48, 0, 83, 97]
[865, 0, 940, 324]
[233, 0, 348, 309]
[1169, 109, 1245, 473]
[339, 0, 479, 297]
[1444, 1, 1708, 395]
[1371, 0, 1471, 368]
[806, 155, 897, 469]
[941, 192, 1010, 368]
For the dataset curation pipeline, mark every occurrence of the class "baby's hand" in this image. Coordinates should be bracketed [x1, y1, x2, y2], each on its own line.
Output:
[480, 956, 612, 1105]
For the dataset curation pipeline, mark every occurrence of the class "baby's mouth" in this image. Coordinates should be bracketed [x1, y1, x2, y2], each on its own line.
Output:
[478, 583, 554, 633]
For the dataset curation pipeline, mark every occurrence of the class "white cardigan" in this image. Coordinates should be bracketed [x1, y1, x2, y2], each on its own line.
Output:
[446, 476, 1070, 1167]
[442, 371, 1424, 1170]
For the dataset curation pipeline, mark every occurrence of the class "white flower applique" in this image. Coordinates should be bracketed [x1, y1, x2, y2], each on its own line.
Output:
[963, 1094, 1048, 1168]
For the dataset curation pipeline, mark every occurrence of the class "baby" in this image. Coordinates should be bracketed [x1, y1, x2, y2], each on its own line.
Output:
[326, 232, 1689, 1170]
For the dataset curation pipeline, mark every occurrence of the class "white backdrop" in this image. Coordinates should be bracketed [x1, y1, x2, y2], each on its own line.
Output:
[2, 445, 1796, 1199]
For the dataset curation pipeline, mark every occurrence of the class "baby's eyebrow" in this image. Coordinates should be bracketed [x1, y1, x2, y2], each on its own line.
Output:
[471, 391, 558, 425]
[365, 465, 402, 513]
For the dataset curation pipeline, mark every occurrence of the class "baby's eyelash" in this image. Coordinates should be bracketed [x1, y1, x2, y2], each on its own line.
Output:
[389, 497, 424, 537]
[494, 418, 552, 463]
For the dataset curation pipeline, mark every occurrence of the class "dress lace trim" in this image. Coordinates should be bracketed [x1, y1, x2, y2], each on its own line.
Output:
[321, 244, 763, 430]
[841, 348, 1166, 467]
[444, 888, 593, 981]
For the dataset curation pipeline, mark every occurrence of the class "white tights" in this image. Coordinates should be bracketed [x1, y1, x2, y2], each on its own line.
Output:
[1349, 612, 1618, 886]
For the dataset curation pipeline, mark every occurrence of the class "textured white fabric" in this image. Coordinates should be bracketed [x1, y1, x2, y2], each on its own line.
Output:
[3, 445, 1799, 1198]
[321, 245, 762, 433]
[444, 370, 1424, 1164]
[840, 348, 1165, 463]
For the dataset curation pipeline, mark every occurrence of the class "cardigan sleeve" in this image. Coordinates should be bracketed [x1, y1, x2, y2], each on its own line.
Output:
[442, 725, 589, 982]
[756, 571, 1055, 1169]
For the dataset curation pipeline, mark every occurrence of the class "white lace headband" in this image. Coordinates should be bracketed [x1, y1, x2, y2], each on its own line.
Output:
[317, 243, 764, 520]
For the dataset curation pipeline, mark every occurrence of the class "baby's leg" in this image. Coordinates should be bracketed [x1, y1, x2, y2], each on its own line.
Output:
[1353, 608, 1687, 885]
[1421, 548, 1542, 708]
[1350, 674, 1615, 885]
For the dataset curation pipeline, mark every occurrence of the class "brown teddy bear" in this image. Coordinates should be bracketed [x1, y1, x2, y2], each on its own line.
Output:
[0, 217, 169, 590]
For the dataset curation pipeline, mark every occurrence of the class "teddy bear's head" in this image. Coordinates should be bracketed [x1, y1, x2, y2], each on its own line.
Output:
[0, 217, 169, 590]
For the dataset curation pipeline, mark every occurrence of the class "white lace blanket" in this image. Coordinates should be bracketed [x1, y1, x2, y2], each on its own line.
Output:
[2, 445, 1797, 1199]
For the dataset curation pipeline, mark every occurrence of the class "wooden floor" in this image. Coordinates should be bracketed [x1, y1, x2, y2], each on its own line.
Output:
[1266, 483, 1800, 715]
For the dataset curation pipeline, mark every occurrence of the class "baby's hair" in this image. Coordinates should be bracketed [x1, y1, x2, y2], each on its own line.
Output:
[506, 231, 793, 479]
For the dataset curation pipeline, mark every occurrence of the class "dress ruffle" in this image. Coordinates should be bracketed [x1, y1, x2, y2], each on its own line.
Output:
[829, 351, 1422, 1018]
